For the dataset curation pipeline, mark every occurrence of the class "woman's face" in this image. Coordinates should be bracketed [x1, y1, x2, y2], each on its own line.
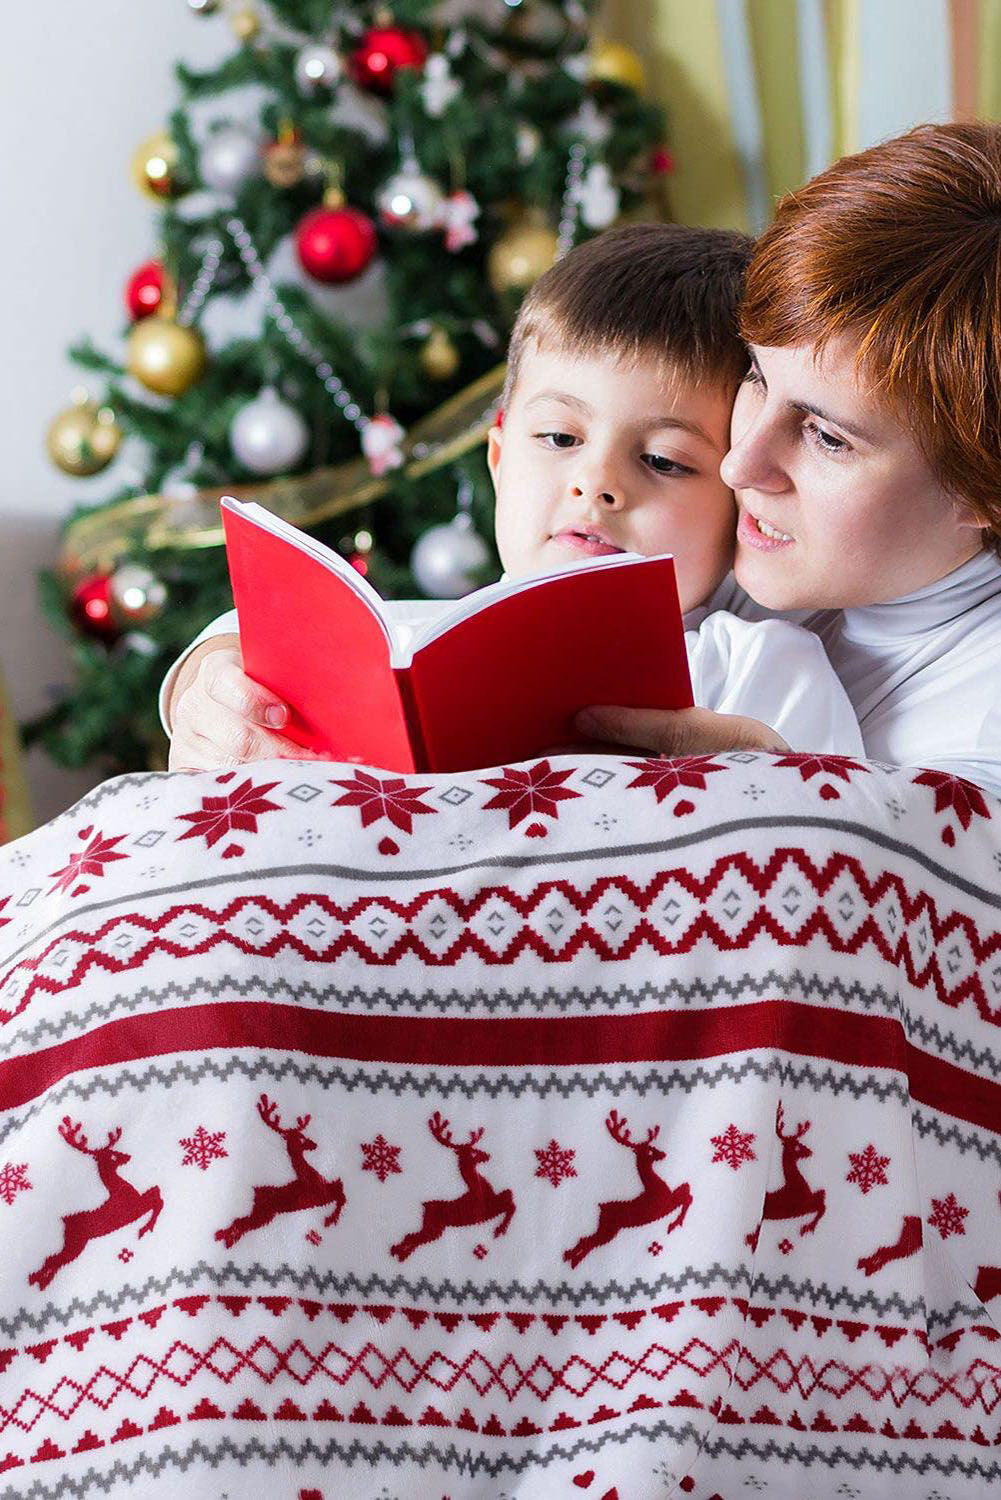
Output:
[720, 341, 987, 611]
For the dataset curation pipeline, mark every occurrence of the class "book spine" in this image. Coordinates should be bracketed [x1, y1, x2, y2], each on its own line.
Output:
[393, 669, 432, 773]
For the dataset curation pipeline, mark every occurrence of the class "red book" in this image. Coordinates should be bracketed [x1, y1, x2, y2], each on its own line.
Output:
[221, 497, 693, 773]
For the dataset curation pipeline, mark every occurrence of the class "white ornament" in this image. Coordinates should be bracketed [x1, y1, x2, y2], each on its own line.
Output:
[377, 162, 444, 231]
[445, 28, 467, 59]
[567, 98, 612, 146]
[361, 413, 405, 476]
[411, 513, 490, 599]
[516, 122, 541, 165]
[294, 42, 343, 93]
[440, 190, 480, 252]
[421, 54, 460, 117]
[200, 125, 261, 195]
[563, 52, 590, 83]
[230, 387, 310, 475]
[577, 161, 620, 230]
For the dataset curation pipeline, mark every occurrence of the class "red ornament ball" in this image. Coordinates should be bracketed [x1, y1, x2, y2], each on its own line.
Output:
[125, 259, 167, 319]
[650, 146, 675, 176]
[349, 26, 428, 94]
[295, 204, 378, 284]
[70, 573, 119, 642]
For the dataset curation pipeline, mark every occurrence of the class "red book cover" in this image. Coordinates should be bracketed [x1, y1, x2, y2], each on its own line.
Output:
[221, 497, 692, 773]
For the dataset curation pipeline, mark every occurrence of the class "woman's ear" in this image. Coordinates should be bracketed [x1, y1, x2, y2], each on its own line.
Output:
[486, 423, 503, 494]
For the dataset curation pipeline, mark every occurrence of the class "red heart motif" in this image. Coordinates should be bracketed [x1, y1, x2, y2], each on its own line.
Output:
[572, 1474, 595, 1490]
[673, 799, 695, 817]
[819, 782, 840, 800]
[72, 884, 90, 897]
[525, 821, 548, 837]
[78, 825, 93, 840]
[601, 1490, 619, 1500]
[216, 771, 236, 783]
[378, 836, 399, 855]
[942, 825, 956, 846]
[221, 843, 244, 859]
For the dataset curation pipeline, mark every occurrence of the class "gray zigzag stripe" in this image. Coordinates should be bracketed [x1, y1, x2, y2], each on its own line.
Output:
[1, 1249, 979, 1341]
[1, 966, 912, 1058]
[4, 810, 999, 975]
[7, 1048, 1000, 1167]
[52, 771, 165, 817]
[3, 1420, 999, 1499]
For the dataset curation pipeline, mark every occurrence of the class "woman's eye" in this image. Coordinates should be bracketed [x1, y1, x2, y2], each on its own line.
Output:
[536, 431, 579, 449]
[805, 421, 849, 455]
[644, 454, 695, 476]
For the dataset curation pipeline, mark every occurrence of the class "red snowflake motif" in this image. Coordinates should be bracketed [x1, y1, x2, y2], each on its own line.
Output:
[479, 760, 581, 830]
[846, 1143, 890, 1196]
[534, 1139, 577, 1188]
[176, 777, 282, 851]
[49, 827, 129, 896]
[772, 753, 870, 802]
[778, 1238, 795, 1256]
[360, 1134, 402, 1183]
[473, 1243, 488, 1259]
[913, 769, 992, 847]
[648, 1240, 663, 1257]
[0, 1162, 31, 1206]
[928, 1192, 969, 1240]
[330, 771, 436, 834]
[710, 1123, 756, 1172]
[625, 755, 728, 809]
[118, 1247, 133, 1264]
[305, 1229, 322, 1247]
[179, 1125, 228, 1172]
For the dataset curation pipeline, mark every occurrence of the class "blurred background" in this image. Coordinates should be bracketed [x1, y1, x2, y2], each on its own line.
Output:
[2, 0, 996, 835]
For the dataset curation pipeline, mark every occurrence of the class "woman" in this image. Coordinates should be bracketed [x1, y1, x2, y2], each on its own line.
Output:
[580, 121, 1001, 796]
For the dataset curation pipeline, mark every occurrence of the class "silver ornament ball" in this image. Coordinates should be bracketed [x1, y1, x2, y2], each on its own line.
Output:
[200, 125, 262, 194]
[294, 42, 343, 93]
[230, 388, 310, 475]
[187, 0, 220, 13]
[410, 513, 490, 598]
[377, 168, 444, 231]
[109, 563, 168, 623]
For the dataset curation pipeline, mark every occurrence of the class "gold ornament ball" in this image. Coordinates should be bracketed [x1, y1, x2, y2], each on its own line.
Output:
[589, 40, 647, 94]
[131, 131, 184, 201]
[420, 327, 461, 381]
[127, 318, 206, 397]
[46, 397, 122, 476]
[487, 217, 559, 295]
[231, 6, 260, 40]
[264, 139, 307, 188]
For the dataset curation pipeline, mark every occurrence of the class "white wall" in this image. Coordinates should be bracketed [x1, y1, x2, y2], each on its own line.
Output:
[0, 2, 227, 824]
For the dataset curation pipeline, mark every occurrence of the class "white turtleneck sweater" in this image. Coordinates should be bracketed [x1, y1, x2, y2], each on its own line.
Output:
[713, 545, 1001, 796]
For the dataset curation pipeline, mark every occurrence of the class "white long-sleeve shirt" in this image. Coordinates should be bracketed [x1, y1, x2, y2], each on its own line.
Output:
[158, 601, 865, 758]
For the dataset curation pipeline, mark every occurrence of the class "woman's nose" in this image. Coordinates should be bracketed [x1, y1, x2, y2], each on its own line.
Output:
[721, 418, 787, 493]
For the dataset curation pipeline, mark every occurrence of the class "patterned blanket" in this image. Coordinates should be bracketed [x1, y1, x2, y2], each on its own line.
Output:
[1, 751, 1000, 1500]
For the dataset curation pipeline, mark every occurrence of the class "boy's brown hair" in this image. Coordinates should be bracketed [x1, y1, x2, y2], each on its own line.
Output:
[501, 222, 754, 411]
[741, 121, 1001, 552]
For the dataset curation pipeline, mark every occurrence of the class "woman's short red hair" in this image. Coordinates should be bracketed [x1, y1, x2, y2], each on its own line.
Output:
[741, 122, 1001, 551]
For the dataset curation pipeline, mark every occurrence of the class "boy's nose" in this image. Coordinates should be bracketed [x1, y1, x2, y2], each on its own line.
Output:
[571, 482, 626, 510]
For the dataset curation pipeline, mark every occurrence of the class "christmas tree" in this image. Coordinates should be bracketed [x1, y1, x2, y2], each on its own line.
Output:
[31, 0, 666, 774]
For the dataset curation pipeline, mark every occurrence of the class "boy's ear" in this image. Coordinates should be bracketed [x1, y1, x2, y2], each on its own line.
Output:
[486, 423, 503, 493]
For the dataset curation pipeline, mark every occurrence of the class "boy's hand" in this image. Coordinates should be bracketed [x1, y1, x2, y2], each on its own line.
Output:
[575, 705, 790, 757]
[168, 641, 318, 771]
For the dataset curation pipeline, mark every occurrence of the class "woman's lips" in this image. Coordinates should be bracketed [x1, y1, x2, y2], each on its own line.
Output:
[737, 506, 795, 552]
[552, 529, 624, 557]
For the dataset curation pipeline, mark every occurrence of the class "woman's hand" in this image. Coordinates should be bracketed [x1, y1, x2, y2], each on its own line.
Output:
[574, 705, 791, 757]
[168, 640, 320, 772]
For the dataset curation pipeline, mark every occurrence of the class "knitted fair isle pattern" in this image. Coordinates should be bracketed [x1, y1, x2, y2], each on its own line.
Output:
[1, 752, 1000, 1500]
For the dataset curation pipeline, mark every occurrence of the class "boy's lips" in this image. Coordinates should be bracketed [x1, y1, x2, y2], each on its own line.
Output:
[551, 526, 625, 557]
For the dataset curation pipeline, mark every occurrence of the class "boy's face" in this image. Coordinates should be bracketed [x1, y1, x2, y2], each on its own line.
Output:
[488, 342, 737, 612]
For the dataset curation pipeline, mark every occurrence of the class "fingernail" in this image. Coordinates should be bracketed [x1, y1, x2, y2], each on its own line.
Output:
[265, 704, 287, 728]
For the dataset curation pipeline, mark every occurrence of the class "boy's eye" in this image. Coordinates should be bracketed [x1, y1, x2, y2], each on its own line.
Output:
[644, 454, 695, 476]
[536, 431, 579, 449]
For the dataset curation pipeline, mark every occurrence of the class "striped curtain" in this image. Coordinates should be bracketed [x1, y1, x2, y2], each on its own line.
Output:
[602, 0, 1001, 231]
[0, 674, 32, 844]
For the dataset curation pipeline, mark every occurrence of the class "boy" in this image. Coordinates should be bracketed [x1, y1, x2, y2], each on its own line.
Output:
[162, 224, 862, 770]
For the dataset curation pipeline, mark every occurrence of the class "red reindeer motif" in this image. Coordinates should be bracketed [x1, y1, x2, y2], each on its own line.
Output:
[746, 1103, 826, 1248]
[564, 1111, 691, 1270]
[390, 1113, 515, 1262]
[857, 1214, 923, 1277]
[215, 1094, 345, 1249]
[28, 1118, 163, 1291]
